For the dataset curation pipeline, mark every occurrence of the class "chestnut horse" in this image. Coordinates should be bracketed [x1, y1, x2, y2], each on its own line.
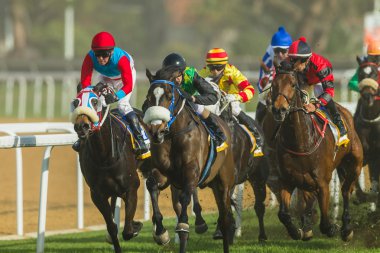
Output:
[270, 66, 363, 242]
[143, 67, 236, 253]
[354, 57, 380, 204]
[71, 85, 143, 253]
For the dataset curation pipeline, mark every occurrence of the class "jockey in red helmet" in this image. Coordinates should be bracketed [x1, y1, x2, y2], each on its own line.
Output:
[288, 37, 349, 147]
[75, 31, 150, 159]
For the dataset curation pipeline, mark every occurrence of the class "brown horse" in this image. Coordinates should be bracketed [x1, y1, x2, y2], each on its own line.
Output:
[143, 67, 236, 253]
[71, 85, 143, 253]
[270, 65, 363, 242]
[211, 89, 268, 242]
[354, 58, 380, 204]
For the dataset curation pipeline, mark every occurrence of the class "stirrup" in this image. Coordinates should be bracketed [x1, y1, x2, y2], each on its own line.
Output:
[337, 134, 350, 147]
[137, 150, 151, 160]
[253, 146, 264, 157]
[216, 141, 228, 152]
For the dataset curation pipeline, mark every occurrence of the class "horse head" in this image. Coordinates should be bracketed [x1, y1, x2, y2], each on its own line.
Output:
[271, 62, 300, 122]
[143, 67, 185, 143]
[357, 58, 380, 107]
[71, 83, 112, 139]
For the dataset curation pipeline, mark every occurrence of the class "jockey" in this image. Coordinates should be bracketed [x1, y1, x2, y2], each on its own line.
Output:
[162, 53, 228, 152]
[256, 26, 292, 123]
[288, 37, 350, 147]
[348, 39, 380, 92]
[73, 31, 150, 158]
[199, 48, 263, 157]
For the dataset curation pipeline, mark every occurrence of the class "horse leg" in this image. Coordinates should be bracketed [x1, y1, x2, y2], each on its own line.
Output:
[122, 178, 142, 241]
[192, 188, 208, 234]
[317, 182, 338, 238]
[250, 174, 267, 242]
[90, 191, 121, 253]
[300, 191, 316, 241]
[105, 197, 118, 244]
[278, 184, 303, 240]
[146, 174, 170, 245]
[210, 178, 235, 253]
[176, 187, 193, 253]
[337, 159, 361, 242]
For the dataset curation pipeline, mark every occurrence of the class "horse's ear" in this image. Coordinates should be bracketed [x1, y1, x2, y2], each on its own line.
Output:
[146, 68, 153, 83]
[356, 55, 364, 65]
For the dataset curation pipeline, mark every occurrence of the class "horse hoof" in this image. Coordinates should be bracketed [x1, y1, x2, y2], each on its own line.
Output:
[133, 221, 143, 234]
[175, 223, 190, 233]
[302, 230, 313, 241]
[324, 224, 340, 237]
[290, 228, 303, 240]
[195, 222, 208, 234]
[341, 229, 354, 242]
[153, 229, 171, 245]
[258, 234, 268, 243]
[212, 229, 223, 240]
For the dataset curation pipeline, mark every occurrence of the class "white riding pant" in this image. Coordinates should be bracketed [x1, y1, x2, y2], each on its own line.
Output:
[93, 70, 136, 115]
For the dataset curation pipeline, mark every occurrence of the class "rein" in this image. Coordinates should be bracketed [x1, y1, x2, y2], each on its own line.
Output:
[273, 73, 326, 156]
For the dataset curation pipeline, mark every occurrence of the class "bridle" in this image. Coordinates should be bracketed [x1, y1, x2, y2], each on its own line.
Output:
[150, 79, 187, 130]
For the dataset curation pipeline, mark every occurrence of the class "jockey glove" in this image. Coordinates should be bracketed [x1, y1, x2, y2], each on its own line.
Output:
[104, 93, 118, 104]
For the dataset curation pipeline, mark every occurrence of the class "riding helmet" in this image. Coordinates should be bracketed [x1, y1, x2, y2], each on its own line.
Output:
[91, 31, 115, 50]
[271, 26, 292, 48]
[162, 53, 187, 72]
[367, 40, 380, 55]
[206, 48, 228, 65]
[288, 37, 312, 58]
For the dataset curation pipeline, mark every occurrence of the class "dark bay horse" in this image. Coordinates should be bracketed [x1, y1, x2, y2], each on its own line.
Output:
[210, 89, 268, 242]
[143, 67, 236, 253]
[270, 67, 363, 242]
[354, 57, 380, 204]
[71, 85, 143, 253]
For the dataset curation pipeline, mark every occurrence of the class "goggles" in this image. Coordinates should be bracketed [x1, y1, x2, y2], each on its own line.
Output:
[273, 48, 288, 55]
[94, 50, 112, 58]
[208, 64, 225, 71]
[289, 57, 309, 65]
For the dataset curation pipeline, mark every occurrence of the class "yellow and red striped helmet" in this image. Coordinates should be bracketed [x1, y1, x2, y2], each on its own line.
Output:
[206, 48, 228, 65]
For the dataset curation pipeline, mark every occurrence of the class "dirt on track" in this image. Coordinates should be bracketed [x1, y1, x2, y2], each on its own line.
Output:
[0, 139, 259, 237]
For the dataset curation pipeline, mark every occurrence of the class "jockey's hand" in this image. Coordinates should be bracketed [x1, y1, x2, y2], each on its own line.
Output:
[303, 103, 316, 113]
[225, 94, 240, 103]
[104, 93, 118, 105]
[179, 89, 194, 102]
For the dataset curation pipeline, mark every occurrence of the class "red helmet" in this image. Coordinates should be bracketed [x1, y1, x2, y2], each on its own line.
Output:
[91, 31, 115, 50]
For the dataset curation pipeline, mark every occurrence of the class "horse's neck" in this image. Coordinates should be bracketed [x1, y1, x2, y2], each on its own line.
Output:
[281, 97, 314, 149]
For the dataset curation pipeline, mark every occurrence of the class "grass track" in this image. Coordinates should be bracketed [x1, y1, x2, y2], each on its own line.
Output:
[0, 205, 377, 253]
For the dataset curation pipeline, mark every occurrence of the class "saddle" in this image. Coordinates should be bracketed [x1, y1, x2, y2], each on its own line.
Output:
[312, 107, 344, 146]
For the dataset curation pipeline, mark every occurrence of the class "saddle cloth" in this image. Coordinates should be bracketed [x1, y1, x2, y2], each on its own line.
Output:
[314, 108, 342, 146]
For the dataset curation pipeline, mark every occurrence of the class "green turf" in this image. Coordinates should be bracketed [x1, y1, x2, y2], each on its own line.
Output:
[0, 204, 378, 253]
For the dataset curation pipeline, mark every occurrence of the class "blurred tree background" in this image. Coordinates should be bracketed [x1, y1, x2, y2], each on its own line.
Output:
[0, 0, 374, 72]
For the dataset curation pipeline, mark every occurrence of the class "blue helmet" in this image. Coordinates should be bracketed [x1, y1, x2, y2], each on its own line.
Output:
[271, 26, 292, 48]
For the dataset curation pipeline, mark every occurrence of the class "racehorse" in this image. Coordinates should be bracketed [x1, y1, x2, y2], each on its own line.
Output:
[143, 67, 236, 253]
[210, 89, 268, 242]
[354, 57, 380, 204]
[71, 84, 143, 253]
[270, 63, 363, 242]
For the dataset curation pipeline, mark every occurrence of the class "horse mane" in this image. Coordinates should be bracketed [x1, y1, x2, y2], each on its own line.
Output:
[147, 66, 181, 83]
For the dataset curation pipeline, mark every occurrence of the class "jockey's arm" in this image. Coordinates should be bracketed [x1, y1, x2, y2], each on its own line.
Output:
[348, 69, 360, 92]
[231, 67, 255, 103]
[80, 54, 94, 90]
[192, 72, 218, 105]
[116, 56, 134, 99]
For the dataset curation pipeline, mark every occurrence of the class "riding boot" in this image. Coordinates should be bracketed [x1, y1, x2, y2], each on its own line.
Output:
[204, 114, 228, 152]
[237, 111, 264, 157]
[72, 139, 81, 152]
[325, 100, 350, 147]
[124, 111, 151, 159]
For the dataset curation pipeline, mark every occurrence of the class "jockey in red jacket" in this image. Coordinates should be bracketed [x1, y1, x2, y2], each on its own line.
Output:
[288, 37, 349, 147]
[74, 31, 149, 158]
